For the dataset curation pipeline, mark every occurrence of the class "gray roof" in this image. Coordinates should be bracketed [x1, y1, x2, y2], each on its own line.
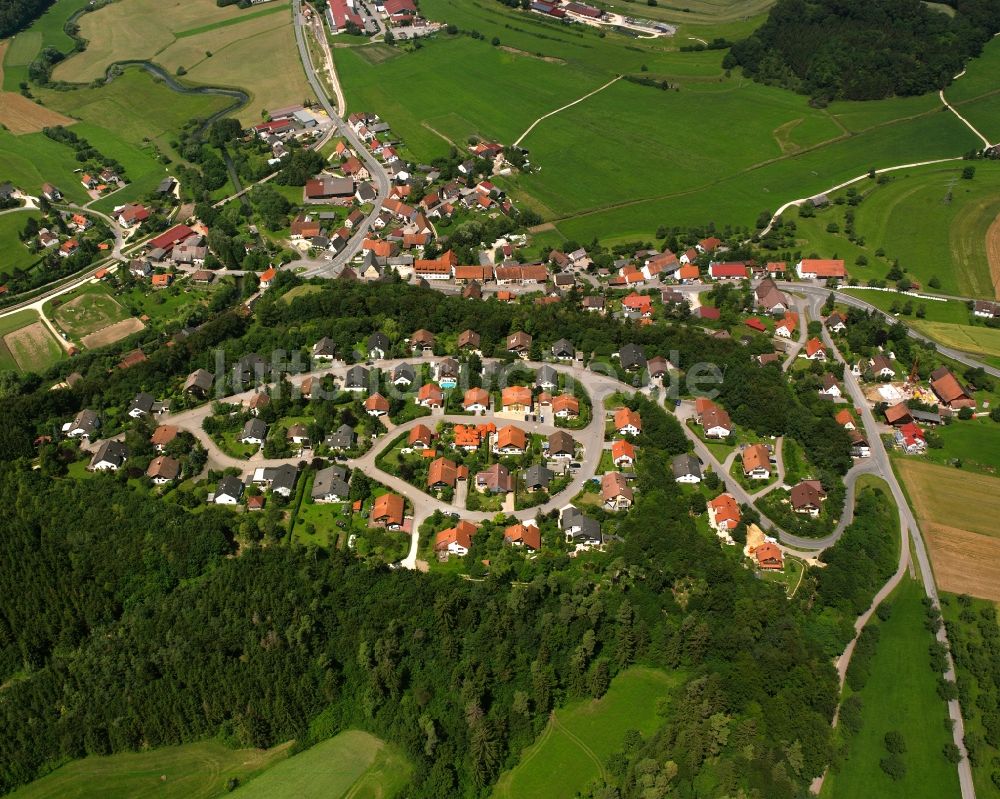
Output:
[671, 453, 702, 479]
[524, 463, 554, 488]
[241, 418, 268, 440]
[216, 475, 243, 500]
[536, 364, 558, 386]
[909, 409, 942, 425]
[551, 338, 574, 357]
[367, 332, 389, 353]
[561, 507, 602, 541]
[185, 368, 214, 393]
[393, 362, 415, 383]
[313, 337, 337, 357]
[345, 365, 370, 388]
[71, 409, 100, 436]
[234, 354, 268, 383]
[313, 465, 349, 499]
[261, 464, 298, 494]
[128, 392, 155, 414]
[619, 343, 647, 371]
[325, 424, 356, 450]
[90, 440, 128, 468]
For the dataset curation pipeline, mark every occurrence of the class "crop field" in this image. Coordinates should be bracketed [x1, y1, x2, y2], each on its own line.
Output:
[0, 309, 63, 373]
[492, 667, 678, 799]
[822, 577, 959, 799]
[0, 42, 77, 133]
[7, 739, 291, 799]
[896, 459, 1000, 600]
[1, 0, 94, 89]
[231, 730, 411, 798]
[0, 210, 44, 272]
[911, 321, 1000, 362]
[49, 0, 310, 123]
[50, 289, 130, 340]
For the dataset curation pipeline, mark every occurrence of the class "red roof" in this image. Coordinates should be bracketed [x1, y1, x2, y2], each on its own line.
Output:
[260, 266, 277, 284]
[709, 262, 747, 278]
[745, 317, 766, 332]
[799, 259, 846, 278]
[698, 306, 721, 320]
[149, 224, 193, 252]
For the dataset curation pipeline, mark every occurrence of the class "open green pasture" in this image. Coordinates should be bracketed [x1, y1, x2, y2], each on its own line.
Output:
[944, 36, 1000, 104]
[822, 578, 960, 799]
[0, 128, 91, 203]
[492, 666, 679, 799]
[0, 210, 43, 272]
[1, 0, 94, 89]
[232, 730, 411, 798]
[7, 739, 291, 799]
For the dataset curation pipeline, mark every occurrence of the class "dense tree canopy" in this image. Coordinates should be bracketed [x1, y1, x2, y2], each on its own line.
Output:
[725, 0, 1000, 101]
[0, 0, 54, 38]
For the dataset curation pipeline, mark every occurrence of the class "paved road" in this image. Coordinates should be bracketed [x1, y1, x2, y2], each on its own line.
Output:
[291, 0, 391, 276]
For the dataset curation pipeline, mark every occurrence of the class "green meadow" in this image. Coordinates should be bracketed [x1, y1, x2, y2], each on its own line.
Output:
[822, 578, 960, 799]
[0, 210, 43, 272]
[1, 0, 94, 89]
[492, 666, 679, 799]
[0, 128, 91, 203]
[7, 740, 290, 799]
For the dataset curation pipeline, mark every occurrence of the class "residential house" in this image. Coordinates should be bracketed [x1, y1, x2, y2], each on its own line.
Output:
[367, 332, 390, 359]
[127, 391, 165, 418]
[184, 369, 214, 398]
[835, 409, 856, 430]
[802, 338, 827, 360]
[365, 393, 390, 416]
[826, 311, 847, 332]
[372, 493, 405, 529]
[601, 472, 633, 510]
[457, 329, 481, 353]
[410, 329, 435, 353]
[436, 520, 479, 556]
[796, 259, 846, 280]
[536, 364, 558, 390]
[612, 439, 635, 468]
[819, 373, 842, 398]
[435, 358, 459, 385]
[790, 479, 826, 516]
[774, 312, 798, 338]
[408, 423, 435, 449]
[647, 356, 669, 380]
[561, 506, 603, 547]
[89, 440, 128, 472]
[150, 425, 179, 452]
[869, 354, 895, 379]
[428, 457, 460, 490]
[751, 542, 784, 570]
[708, 493, 740, 535]
[884, 402, 913, 426]
[325, 424, 357, 451]
[146, 455, 180, 484]
[547, 430, 576, 460]
[672, 453, 702, 483]
[344, 365, 370, 392]
[708, 261, 748, 280]
[286, 424, 311, 447]
[64, 409, 100, 439]
[551, 338, 575, 360]
[463, 388, 490, 413]
[524, 464, 554, 492]
[755, 278, 788, 315]
[312, 465, 350, 502]
[476, 463, 513, 494]
[930, 367, 975, 409]
[895, 422, 927, 453]
[214, 475, 244, 505]
[618, 343, 647, 372]
[849, 429, 871, 458]
[582, 295, 606, 314]
[312, 337, 338, 361]
[614, 407, 642, 436]
[501, 385, 533, 413]
[504, 523, 541, 550]
[741, 443, 771, 480]
[495, 425, 527, 455]
[552, 394, 579, 419]
[702, 405, 732, 439]
[507, 331, 532, 356]
[416, 383, 444, 408]
[247, 392, 270, 415]
[240, 418, 268, 446]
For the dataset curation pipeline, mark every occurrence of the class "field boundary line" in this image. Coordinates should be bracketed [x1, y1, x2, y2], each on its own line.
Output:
[513, 75, 621, 146]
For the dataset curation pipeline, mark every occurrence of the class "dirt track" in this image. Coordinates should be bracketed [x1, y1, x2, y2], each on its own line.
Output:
[81, 317, 145, 349]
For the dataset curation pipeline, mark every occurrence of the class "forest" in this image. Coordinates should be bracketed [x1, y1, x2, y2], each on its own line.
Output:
[724, 0, 1000, 101]
[0, 0, 53, 38]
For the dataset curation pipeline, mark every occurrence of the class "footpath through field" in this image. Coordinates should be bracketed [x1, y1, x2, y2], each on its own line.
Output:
[513, 75, 622, 147]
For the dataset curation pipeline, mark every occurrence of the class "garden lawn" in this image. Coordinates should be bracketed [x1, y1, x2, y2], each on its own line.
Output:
[492, 666, 680, 799]
[231, 730, 409, 798]
[923, 418, 1000, 474]
[7, 739, 290, 799]
[822, 577, 960, 799]
[0, 210, 43, 272]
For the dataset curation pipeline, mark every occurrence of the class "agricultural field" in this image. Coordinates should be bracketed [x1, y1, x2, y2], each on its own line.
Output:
[0, 41, 76, 134]
[840, 289, 971, 324]
[231, 730, 411, 798]
[1, 0, 94, 89]
[49, 0, 312, 123]
[821, 577, 959, 799]
[0, 309, 64, 373]
[0, 209, 43, 272]
[7, 739, 291, 799]
[945, 36, 1000, 105]
[896, 458, 1000, 601]
[47, 286, 132, 342]
[910, 321, 1000, 364]
[920, 417, 1000, 474]
[492, 667, 678, 799]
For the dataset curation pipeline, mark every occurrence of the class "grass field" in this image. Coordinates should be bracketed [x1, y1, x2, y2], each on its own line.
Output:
[0, 127, 93, 203]
[49, 0, 311, 123]
[49, 287, 130, 340]
[911, 321, 1000, 362]
[492, 666, 679, 799]
[822, 577, 959, 799]
[7, 740, 291, 799]
[231, 730, 411, 798]
[896, 459, 1000, 600]
[1, 0, 94, 89]
[0, 308, 63, 372]
[0, 210, 43, 272]
[946, 36, 1000, 104]
[0, 41, 77, 134]
[921, 417, 1000, 474]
